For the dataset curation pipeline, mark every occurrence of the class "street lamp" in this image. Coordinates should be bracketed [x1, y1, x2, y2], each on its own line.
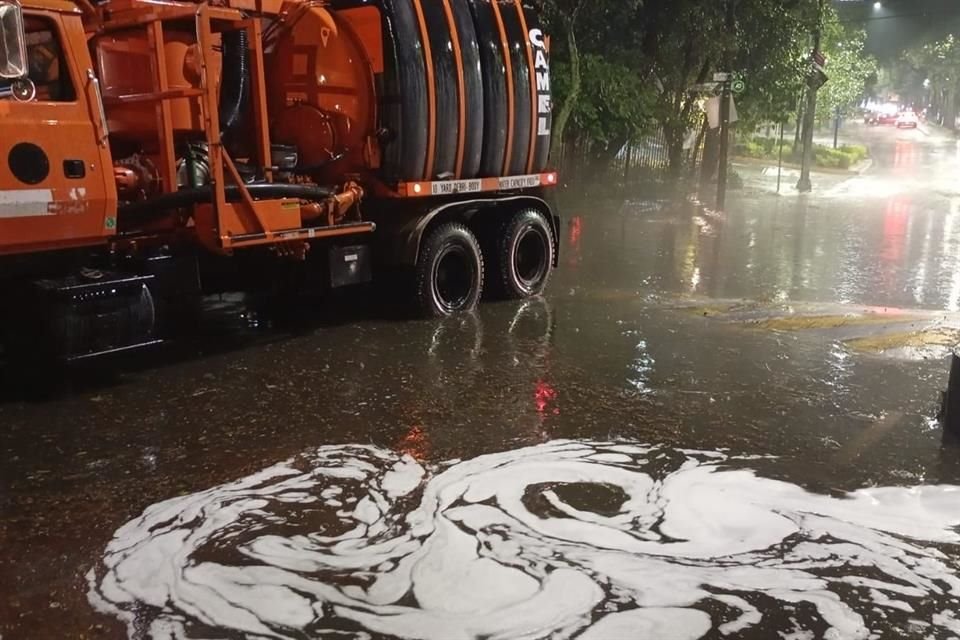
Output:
[873, 1, 882, 9]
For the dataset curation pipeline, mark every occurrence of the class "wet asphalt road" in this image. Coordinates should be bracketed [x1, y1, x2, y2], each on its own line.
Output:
[4, 123, 960, 639]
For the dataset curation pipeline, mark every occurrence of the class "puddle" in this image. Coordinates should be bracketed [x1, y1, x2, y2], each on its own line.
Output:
[845, 327, 960, 361]
[751, 314, 917, 332]
[87, 441, 960, 639]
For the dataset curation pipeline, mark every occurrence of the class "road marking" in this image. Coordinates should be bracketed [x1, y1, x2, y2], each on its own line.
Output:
[0, 189, 54, 218]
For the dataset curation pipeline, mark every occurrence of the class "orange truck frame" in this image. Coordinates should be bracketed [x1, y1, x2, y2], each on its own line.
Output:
[0, 0, 558, 361]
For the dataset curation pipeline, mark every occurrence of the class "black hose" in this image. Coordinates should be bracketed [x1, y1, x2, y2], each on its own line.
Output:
[219, 29, 250, 137]
[118, 183, 336, 223]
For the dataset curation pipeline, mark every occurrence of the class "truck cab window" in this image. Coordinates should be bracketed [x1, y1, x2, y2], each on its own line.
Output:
[0, 16, 74, 102]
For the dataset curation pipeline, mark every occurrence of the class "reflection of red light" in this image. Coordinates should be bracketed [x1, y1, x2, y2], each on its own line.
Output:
[535, 380, 559, 416]
[880, 196, 911, 293]
[569, 216, 583, 247]
[882, 196, 910, 263]
[567, 217, 583, 269]
[893, 140, 917, 174]
[397, 425, 430, 461]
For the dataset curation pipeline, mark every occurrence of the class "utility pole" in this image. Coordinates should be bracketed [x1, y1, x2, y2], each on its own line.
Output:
[833, 105, 841, 149]
[777, 121, 785, 194]
[797, 0, 826, 193]
[717, 82, 732, 209]
[716, 0, 737, 209]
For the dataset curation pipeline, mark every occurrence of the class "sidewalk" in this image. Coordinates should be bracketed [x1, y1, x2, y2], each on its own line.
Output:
[732, 160, 861, 197]
[916, 121, 957, 141]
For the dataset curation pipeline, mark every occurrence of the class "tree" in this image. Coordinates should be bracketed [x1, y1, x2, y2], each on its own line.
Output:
[553, 54, 656, 169]
[814, 19, 878, 123]
[906, 34, 960, 129]
[537, 0, 585, 164]
[733, 0, 813, 128]
[636, 0, 820, 174]
[537, 0, 643, 164]
[538, 0, 867, 178]
[638, 0, 726, 174]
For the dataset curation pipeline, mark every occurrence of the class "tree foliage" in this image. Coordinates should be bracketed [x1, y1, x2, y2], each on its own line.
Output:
[537, 0, 878, 173]
[553, 55, 656, 163]
[815, 16, 878, 122]
[733, 0, 812, 127]
[535, 0, 644, 162]
[905, 34, 960, 128]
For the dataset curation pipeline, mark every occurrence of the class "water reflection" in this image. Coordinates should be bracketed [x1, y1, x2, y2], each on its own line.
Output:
[88, 441, 960, 639]
[565, 132, 960, 311]
[624, 333, 655, 395]
[571, 188, 960, 312]
[392, 299, 562, 451]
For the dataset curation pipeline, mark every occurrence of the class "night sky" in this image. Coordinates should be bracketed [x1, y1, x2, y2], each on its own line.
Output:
[835, 0, 960, 59]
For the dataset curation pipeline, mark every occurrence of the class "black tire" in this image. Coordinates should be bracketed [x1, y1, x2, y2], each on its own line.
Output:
[415, 222, 484, 317]
[495, 208, 554, 299]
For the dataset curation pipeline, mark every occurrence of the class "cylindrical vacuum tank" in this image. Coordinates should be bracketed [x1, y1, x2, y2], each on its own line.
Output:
[267, 5, 377, 181]
[467, 0, 551, 176]
[325, 0, 551, 182]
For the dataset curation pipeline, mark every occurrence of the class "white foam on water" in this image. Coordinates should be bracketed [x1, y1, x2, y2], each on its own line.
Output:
[87, 441, 960, 639]
[579, 608, 711, 640]
[932, 610, 960, 633]
[714, 595, 762, 635]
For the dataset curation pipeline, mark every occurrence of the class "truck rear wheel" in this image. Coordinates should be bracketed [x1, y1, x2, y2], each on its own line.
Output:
[415, 222, 484, 317]
[494, 208, 554, 299]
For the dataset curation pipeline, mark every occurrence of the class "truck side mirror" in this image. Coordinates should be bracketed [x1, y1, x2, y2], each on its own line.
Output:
[0, 1, 28, 80]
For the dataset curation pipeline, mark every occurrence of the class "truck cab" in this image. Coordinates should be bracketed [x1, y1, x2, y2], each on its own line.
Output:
[0, 0, 115, 256]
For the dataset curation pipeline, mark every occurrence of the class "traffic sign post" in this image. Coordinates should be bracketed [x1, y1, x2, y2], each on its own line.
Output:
[690, 82, 722, 95]
[689, 72, 742, 209]
[717, 78, 732, 209]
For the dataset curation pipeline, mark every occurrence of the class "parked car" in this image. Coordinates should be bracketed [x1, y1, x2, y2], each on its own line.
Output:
[865, 111, 898, 126]
[897, 111, 919, 129]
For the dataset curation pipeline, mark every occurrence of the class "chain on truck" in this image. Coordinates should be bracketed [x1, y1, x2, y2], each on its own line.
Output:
[0, 0, 558, 361]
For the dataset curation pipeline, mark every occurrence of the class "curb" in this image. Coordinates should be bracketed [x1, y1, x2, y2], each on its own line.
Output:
[732, 156, 862, 176]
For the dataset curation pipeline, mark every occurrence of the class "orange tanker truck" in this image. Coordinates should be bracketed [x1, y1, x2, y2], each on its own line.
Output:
[0, 0, 557, 360]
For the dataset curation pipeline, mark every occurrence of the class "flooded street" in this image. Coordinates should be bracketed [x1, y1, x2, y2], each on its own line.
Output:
[5, 123, 960, 639]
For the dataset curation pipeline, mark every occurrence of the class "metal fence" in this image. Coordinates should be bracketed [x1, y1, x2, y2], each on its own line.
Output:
[556, 119, 708, 185]
[614, 121, 709, 179]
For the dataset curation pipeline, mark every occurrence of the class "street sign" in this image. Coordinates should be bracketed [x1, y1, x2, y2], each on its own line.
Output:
[706, 96, 738, 129]
[713, 72, 732, 82]
[731, 79, 746, 94]
[689, 82, 721, 94]
[807, 68, 828, 90]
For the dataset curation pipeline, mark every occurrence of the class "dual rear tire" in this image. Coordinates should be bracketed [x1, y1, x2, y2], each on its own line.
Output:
[415, 222, 484, 317]
[414, 209, 554, 317]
